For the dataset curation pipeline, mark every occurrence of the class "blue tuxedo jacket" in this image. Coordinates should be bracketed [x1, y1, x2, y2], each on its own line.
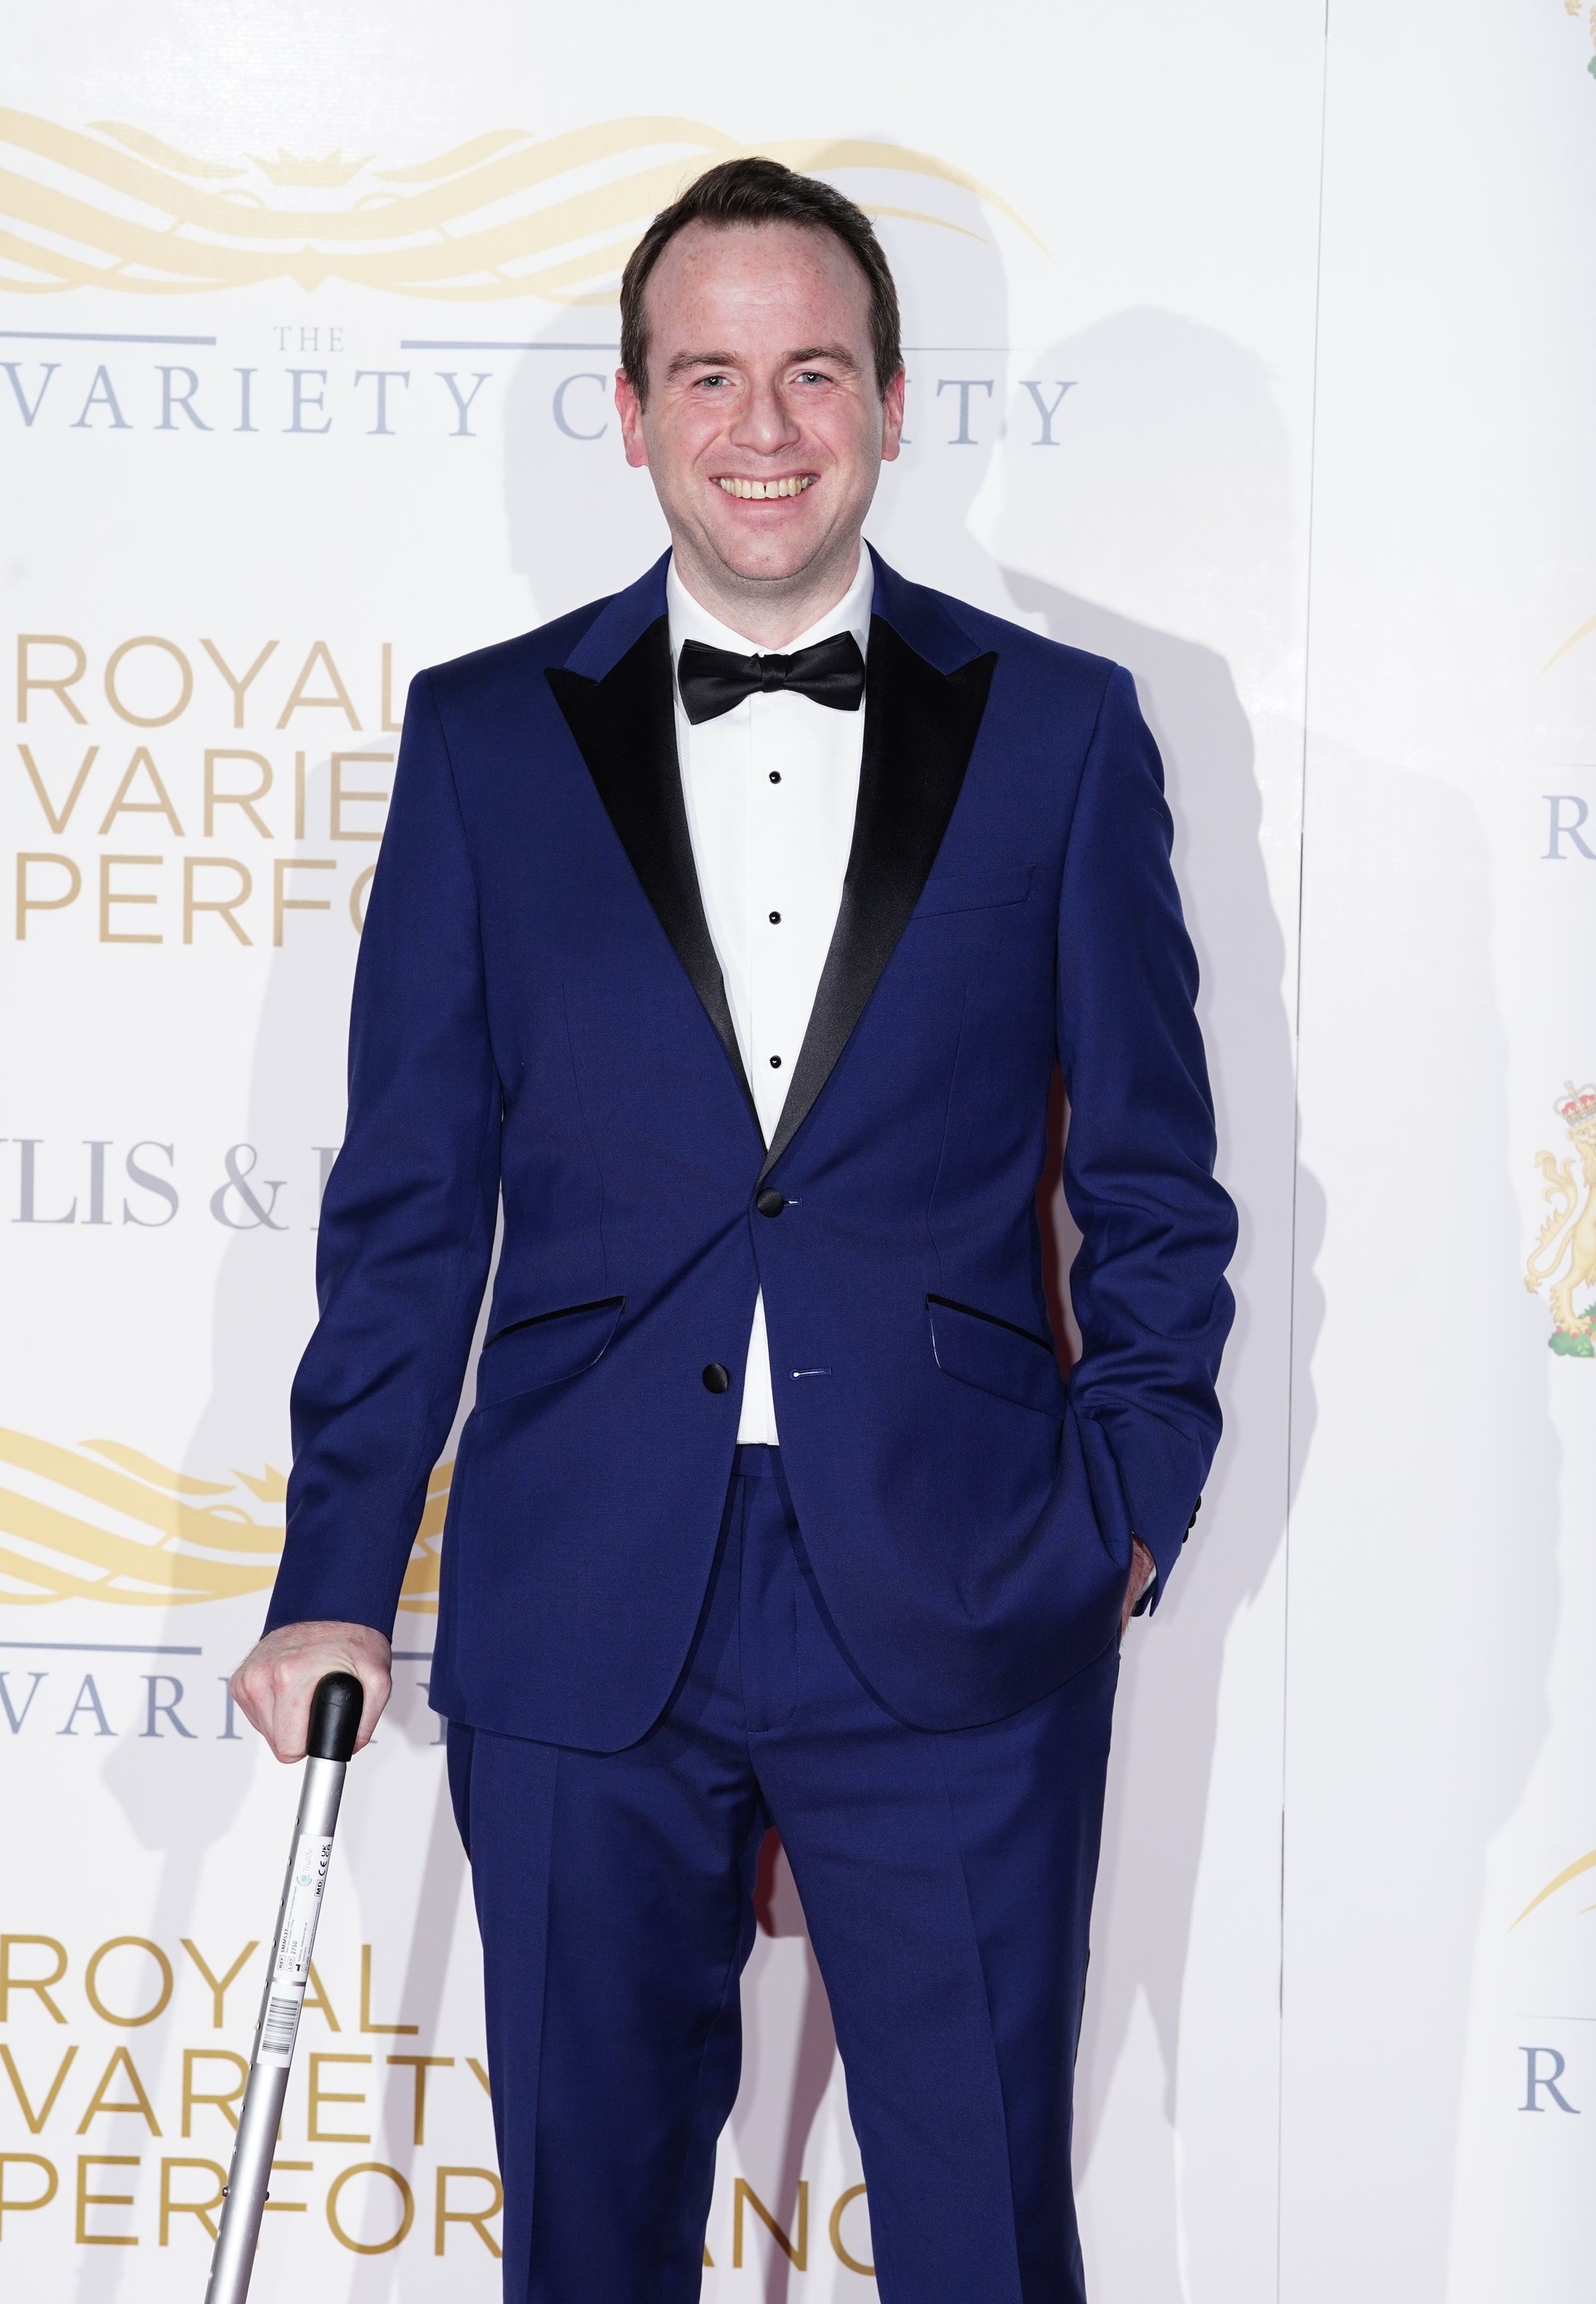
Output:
[265, 550, 1236, 1747]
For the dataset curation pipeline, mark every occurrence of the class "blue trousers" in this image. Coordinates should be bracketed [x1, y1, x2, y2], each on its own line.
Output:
[446, 1446, 1118, 2302]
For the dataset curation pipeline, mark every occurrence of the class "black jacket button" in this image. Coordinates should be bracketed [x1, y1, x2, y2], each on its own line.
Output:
[755, 1187, 786, 1218]
[702, 1363, 731, 1394]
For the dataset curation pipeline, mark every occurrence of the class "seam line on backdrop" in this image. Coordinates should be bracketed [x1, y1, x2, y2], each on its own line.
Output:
[1277, 10, 1336, 2302]
[400, 340, 618, 351]
[0, 330, 216, 345]
[0, 1640, 202, 1654]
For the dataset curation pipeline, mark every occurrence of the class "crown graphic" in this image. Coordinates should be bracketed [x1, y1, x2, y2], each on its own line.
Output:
[1556, 1081, 1596, 1138]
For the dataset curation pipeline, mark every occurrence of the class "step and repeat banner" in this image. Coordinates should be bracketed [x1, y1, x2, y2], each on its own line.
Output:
[0, 3, 1589, 2300]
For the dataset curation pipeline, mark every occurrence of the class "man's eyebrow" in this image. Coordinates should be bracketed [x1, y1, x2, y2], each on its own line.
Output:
[665, 349, 739, 377]
[786, 344, 859, 370]
[663, 343, 861, 378]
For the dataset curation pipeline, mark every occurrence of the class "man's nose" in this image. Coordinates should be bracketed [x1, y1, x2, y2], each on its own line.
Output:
[729, 379, 800, 452]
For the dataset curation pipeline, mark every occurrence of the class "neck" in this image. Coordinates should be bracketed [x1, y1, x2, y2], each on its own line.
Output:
[668, 535, 864, 651]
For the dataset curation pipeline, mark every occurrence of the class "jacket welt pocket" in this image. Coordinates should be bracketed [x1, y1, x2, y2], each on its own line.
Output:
[476, 1295, 623, 1407]
[911, 864, 1033, 919]
[926, 1293, 1064, 1418]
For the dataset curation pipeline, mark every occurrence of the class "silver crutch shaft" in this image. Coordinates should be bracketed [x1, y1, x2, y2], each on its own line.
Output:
[204, 1670, 364, 2304]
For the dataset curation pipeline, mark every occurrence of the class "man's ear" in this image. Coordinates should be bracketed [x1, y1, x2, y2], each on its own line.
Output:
[880, 366, 907, 465]
[615, 369, 651, 470]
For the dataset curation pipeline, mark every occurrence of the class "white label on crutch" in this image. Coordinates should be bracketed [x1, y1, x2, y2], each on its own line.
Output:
[275, 1833, 333, 1985]
[254, 1833, 332, 2068]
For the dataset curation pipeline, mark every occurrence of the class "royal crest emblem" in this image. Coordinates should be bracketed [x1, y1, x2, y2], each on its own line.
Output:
[1525, 1082, 1596, 1355]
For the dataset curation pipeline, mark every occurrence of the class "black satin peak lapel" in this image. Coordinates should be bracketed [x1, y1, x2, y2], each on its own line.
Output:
[547, 619, 757, 1124]
[761, 617, 997, 1177]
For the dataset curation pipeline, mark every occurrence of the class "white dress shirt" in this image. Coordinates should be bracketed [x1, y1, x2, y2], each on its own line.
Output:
[667, 549, 874, 1444]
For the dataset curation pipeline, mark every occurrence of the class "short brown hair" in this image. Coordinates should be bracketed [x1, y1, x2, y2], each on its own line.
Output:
[618, 155, 902, 403]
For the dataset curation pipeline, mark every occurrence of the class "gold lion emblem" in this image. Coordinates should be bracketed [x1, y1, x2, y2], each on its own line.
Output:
[1525, 1083, 1596, 1357]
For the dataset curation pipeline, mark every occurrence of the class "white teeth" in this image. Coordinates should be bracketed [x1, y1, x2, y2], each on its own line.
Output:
[717, 476, 814, 499]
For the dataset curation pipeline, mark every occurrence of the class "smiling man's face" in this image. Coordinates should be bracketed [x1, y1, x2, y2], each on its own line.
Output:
[615, 219, 904, 644]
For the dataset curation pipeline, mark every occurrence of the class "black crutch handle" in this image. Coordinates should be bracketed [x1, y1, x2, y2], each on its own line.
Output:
[204, 1665, 367, 2302]
[307, 1670, 363, 1762]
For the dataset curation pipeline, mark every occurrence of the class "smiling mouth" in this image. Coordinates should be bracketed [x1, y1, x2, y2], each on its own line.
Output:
[714, 475, 815, 500]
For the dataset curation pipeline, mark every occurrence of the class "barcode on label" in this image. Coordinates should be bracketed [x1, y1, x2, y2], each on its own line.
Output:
[259, 1993, 303, 2064]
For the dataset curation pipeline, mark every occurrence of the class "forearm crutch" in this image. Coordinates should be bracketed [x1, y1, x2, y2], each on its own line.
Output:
[204, 1670, 364, 2304]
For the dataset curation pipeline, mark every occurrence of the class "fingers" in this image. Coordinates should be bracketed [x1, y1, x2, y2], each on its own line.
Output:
[348, 1656, 391, 1754]
[229, 1624, 392, 1764]
[1119, 1537, 1156, 1642]
[228, 1647, 314, 1763]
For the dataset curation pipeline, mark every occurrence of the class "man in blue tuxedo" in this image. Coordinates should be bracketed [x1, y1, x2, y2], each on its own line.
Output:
[234, 156, 1235, 2302]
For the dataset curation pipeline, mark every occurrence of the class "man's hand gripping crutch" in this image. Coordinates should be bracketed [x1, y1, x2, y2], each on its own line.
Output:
[206, 1623, 390, 2302]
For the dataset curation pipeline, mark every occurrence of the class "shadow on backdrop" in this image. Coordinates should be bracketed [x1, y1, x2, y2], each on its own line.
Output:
[988, 308, 1318, 2301]
[1280, 745, 1558, 2304]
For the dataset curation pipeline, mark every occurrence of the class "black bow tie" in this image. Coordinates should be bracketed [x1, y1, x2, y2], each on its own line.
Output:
[676, 631, 866, 726]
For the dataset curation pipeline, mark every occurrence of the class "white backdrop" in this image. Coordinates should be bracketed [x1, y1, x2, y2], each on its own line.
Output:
[0, 3, 1590, 2298]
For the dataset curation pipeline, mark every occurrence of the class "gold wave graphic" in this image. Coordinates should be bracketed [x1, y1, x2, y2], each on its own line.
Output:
[0, 1428, 446, 1611]
[1513, 1846, 1596, 1928]
[1541, 613, 1596, 673]
[0, 111, 1028, 302]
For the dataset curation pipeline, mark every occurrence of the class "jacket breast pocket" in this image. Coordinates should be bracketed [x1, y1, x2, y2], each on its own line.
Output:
[476, 1295, 623, 1408]
[927, 1293, 1065, 1419]
[911, 864, 1033, 920]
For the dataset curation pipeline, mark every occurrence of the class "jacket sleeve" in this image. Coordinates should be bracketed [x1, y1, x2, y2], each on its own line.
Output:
[1056, 664, 1237, 1605]
[265, 671, 501, 1636]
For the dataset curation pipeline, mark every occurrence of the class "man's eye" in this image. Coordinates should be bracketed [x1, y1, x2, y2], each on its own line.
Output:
[795, 370, 829, 385]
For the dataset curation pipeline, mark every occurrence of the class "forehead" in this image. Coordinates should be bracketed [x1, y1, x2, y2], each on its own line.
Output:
[642, 218, 871, 349]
